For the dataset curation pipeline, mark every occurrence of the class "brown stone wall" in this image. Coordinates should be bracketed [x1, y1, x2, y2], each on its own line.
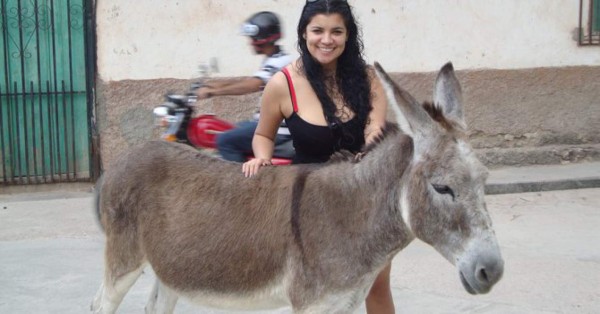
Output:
[388, 66, 600, 146]
[96, 78, 262, 170]
[96, 66, 600, 170]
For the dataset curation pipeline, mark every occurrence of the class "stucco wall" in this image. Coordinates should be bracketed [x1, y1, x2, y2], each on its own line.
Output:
[97, 0, 599, 80]
[94, 1, 600, 170]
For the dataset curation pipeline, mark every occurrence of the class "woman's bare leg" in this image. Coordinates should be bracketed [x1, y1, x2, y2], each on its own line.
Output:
[365, 263, 394, 314]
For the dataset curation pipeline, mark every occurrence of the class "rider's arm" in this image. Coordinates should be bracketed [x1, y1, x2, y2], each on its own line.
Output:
[198, 77, 263, 99]
[364, 66, 388, 145]
[242, 73, 287, 177]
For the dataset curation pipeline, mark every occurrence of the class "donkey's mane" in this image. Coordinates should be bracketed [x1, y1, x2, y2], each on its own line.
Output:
[363, 121, 400, 152]
[328, 122, 400, 164]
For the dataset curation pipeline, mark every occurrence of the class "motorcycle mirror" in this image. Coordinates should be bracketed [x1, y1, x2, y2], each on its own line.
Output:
[165, 94, 188, 105]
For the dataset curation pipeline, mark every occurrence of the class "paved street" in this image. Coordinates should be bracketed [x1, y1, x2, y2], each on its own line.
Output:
[0, 186, 599, 313]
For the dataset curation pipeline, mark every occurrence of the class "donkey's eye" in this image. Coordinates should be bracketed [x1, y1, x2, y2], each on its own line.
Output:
[432, 184, 455, 200]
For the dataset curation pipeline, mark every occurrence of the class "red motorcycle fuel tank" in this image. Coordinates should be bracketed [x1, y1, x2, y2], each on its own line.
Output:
[187, 114, 235, 149]
[187, 114, 292, 165]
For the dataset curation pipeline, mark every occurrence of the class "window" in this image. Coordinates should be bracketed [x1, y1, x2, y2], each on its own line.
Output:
[579, 0, 600, 45]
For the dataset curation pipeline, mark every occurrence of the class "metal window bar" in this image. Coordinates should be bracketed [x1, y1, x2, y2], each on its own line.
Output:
[50, 0, 61, 182]
[12, 81, 21, 184]
[15, 0, 25, 184]
[579, 0, 600, 46]
[67, 0, 76, 180]
[83, 0, 97, 181]
[0, 86, 6, 183]
[0, 1, 8, 184]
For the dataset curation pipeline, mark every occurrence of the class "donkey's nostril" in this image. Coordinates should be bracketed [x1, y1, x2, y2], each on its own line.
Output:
[475, 258, 504, 287]
[477, 267, 489, 283]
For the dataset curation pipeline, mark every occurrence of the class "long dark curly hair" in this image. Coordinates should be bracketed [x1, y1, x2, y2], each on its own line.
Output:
[296, 0, 372, 141]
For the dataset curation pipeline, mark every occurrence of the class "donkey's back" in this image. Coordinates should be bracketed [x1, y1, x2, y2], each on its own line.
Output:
[94, 141, 296, 312]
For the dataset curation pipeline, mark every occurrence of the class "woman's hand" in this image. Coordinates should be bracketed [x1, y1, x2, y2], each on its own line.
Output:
[242, 158, 272, 177]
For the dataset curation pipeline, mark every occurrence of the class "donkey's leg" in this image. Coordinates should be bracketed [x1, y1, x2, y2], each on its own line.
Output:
[91, 282, 105, 312]
[145, 278, 179, 314]
[91, 263, 146, 314]
[92, 229, 147, 314]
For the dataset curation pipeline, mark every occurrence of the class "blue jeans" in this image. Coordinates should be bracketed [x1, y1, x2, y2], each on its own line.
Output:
[216, 120, 295, 162]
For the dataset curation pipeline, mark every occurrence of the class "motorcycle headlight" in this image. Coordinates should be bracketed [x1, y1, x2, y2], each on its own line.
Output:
[153, 106, 169, 117]
[153, 107, 171, 127]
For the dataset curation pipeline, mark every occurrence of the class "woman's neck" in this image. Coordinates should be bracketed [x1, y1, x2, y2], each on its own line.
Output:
[322, 63, 337, 76]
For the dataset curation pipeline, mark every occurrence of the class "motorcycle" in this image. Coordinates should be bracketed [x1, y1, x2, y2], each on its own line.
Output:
[152, 84, 293, 165]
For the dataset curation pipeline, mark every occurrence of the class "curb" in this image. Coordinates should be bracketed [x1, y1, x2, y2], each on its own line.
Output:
[485, 177, 600, 195]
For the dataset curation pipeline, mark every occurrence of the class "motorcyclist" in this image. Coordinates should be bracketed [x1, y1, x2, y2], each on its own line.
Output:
[195, 11, 294, 162]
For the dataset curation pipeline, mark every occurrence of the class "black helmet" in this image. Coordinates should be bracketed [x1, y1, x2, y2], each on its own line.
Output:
[241, 11, 282, 46]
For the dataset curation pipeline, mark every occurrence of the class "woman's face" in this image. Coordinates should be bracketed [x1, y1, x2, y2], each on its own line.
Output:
[303, 13, 348, 70]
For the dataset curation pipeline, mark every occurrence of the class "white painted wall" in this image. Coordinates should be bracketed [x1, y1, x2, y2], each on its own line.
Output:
[97, 0, 600, 81]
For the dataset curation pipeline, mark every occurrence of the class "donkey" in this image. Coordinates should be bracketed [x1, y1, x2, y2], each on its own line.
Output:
[91, 62, 503, 314]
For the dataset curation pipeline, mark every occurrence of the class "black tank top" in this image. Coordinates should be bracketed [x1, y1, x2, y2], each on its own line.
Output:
[281, 68, 365, 164]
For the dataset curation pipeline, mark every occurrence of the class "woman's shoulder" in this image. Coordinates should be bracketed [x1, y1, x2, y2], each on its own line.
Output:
[264, 70, 288, 93]
[365, 64, 385, 89]
[365, 64, 377, 79]
[265, 61, 301, 91]
[262, 68, 294, 104]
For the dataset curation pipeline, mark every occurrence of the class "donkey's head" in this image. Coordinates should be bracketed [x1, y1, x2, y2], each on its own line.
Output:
[375, 62, 503, 294]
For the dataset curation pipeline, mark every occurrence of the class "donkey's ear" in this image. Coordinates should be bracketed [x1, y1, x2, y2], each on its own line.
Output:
[433, 62, 466, 128]
[374, 62, 433, 137]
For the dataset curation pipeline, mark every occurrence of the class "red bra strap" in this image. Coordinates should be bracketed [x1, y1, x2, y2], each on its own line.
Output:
[281, 67, 298, 113]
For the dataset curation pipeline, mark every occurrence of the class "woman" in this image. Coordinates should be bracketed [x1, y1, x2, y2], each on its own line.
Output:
[242, 0, 394, 313]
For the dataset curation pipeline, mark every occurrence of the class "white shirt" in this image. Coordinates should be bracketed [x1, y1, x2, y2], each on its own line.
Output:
[253, 49, 293, 86]
[252, 47, 293, 136]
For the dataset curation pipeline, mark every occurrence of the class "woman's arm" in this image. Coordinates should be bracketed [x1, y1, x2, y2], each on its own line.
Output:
[242, 72, 287, 177]
[364, 66, 388, 144]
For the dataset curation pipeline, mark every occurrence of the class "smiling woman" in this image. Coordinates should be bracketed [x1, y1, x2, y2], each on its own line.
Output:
[243, 0, 387, 173]
[241, 0, 393, 313]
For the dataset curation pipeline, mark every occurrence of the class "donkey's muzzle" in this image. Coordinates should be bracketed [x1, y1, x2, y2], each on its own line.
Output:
[459, 253, 504, 294]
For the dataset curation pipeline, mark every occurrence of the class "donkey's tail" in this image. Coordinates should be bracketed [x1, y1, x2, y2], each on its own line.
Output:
[93, 175, 105, 233]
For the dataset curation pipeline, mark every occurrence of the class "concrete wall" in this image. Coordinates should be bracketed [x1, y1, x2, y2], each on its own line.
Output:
[97, 0, 599, 79]
[95, 0, 600, 170]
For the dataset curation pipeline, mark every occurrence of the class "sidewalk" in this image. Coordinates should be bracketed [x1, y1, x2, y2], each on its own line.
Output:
[485, 161, 600, 194]
[2, 161, 599, 197]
